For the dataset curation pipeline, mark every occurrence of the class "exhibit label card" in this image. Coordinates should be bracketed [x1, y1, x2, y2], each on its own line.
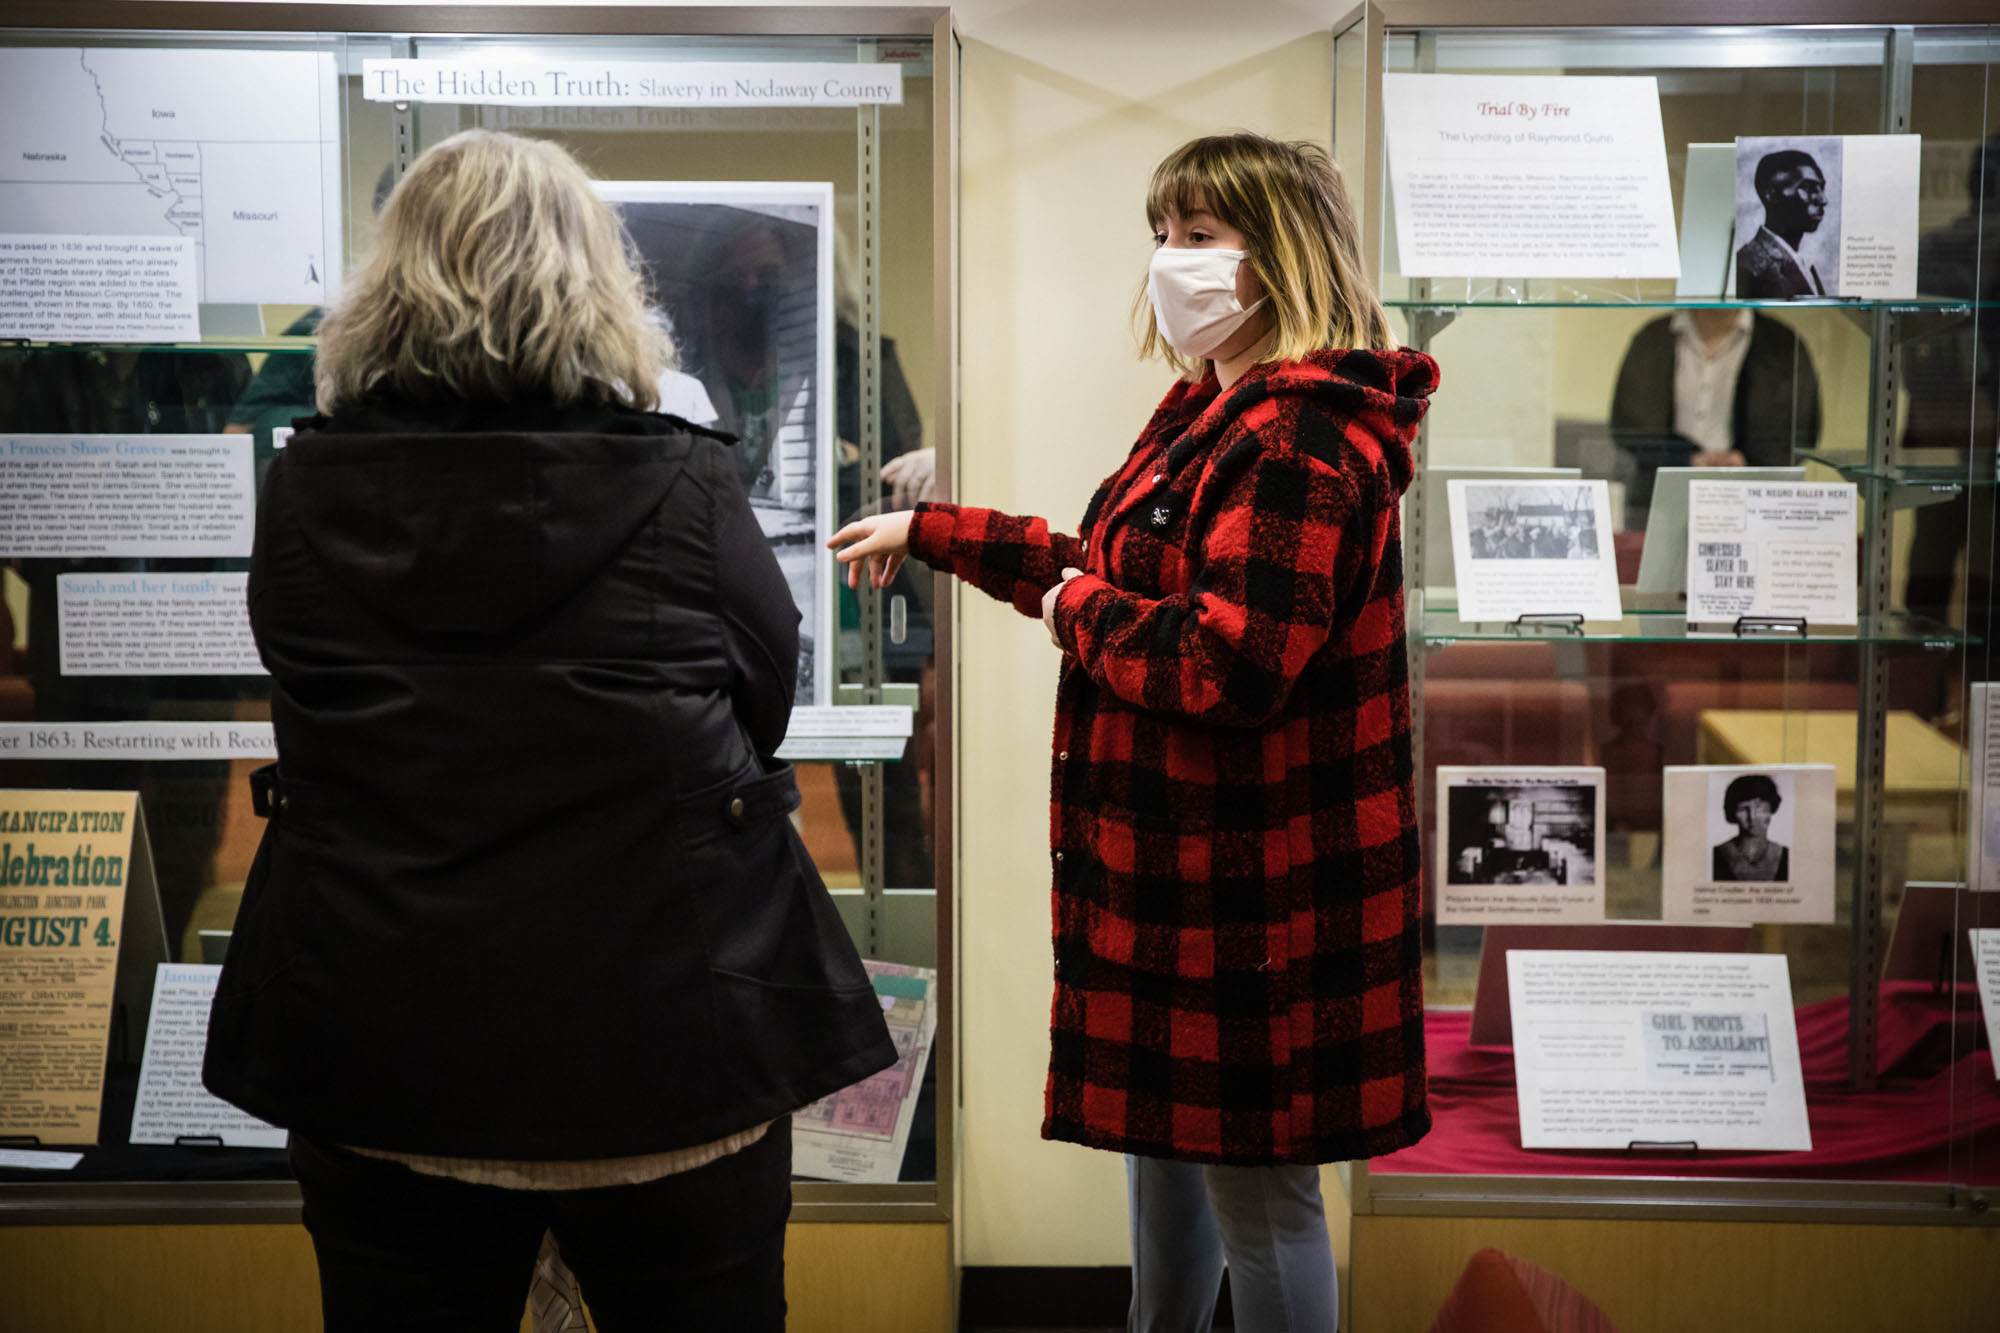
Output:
[59, 571, 262, 677]
[1383, 74, 1680, 279]
[0, 235, 200, 343]
[1445, 478, 1623, 622]
[1734, 135, 1920, 300]
[0, 435, 255, 559]
[1662, 765, 1837, 924]
[1971, 683, 2000, 894]
[1508, 950, 1812, 1151]
[1436, 767, 1607, 925]
[1686, 480, 1858, 628]
[1973, 930, 2000, 1082]
[792, 961, 937, 1184]
[0, 791, 139, 1146]
[130, 965, 286, 1149]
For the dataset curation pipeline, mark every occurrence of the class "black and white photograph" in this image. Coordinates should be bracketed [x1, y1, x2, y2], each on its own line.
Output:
[1662, 765, 1837, 924]
[1458, 483, 1601, 561]
[597, 180, 835, 707]
[1734, 135, 1843, 299]
[1708, 770, 1793, 883]
[1443, 774, 1600, 887]
[1435, 767, 1608, 924]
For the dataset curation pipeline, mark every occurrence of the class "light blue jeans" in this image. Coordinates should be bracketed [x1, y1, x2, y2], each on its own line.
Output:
[1126, 1154, 1337, 1333]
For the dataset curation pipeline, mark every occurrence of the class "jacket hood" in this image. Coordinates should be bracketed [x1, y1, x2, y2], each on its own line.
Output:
[277, 399, 713, 638]
[1166, 347, 1437, 499]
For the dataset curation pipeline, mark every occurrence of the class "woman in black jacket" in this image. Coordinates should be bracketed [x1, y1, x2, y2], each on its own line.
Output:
[202, 129, 894, 1332]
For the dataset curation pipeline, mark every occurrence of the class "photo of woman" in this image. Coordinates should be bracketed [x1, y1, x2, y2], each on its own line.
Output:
[1712, 771, 1792, 883]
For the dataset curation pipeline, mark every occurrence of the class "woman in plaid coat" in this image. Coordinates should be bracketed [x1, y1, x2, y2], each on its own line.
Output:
[832, 133, 1434, 1331]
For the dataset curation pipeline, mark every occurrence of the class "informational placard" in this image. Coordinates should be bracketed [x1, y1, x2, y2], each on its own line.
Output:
[0, 791, 166, 1146]
[1734, 135, 1920, 300]
[1971, 683, 2000, 895]
[1382, 74, 1680, 279]
[1436, 767, 1607, 924]
[0, 435, 255, 559]
[0, 46, 340, 306]
[792, 961, 937, 1184]
[0, 234, 199, 342]
[1973, 930, 2000, 1081]
[1662, 765, 1837, 924]
[775, 705, 914, 761]
[1445, 478, 1623, 622]
[363, 60, 902, 108]
[57, 571, 260, 678]
[1509, 950, 1812, 1151]
[130, 964, 286, 1148]
[0, 722, 276, 762]
[1686, 480, 1857, 628]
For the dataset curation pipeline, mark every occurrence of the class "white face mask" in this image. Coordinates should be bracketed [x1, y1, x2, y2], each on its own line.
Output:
[1147, 246, 1268, 360]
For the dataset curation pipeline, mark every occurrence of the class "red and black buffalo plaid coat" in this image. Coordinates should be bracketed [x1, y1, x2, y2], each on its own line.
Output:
[909, 347, 1438, 1165]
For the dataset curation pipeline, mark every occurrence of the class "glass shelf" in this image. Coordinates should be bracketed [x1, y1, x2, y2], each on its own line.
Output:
[1384, 297, 1989, 313]
[1419, 608, 1976, 646]
[1801, 452, 1996, 489]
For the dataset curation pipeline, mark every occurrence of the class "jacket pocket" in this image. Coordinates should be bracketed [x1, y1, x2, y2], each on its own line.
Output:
[685, 764, 872, 995]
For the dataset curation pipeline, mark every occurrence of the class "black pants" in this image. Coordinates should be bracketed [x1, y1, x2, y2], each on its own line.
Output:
[291, 1119, 792, 1332]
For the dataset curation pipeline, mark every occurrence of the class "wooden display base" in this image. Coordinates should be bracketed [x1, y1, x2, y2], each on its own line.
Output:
[0, 1220, 952, 1333]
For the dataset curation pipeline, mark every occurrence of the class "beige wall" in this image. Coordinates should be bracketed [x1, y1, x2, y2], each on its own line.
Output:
[953, 5, 1343, 1267]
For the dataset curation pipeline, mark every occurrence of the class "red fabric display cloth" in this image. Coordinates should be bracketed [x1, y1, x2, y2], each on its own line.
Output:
[1374, 982, 2000, 1181]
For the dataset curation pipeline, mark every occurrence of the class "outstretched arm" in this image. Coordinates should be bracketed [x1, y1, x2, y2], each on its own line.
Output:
[830, 503, 1086, 621]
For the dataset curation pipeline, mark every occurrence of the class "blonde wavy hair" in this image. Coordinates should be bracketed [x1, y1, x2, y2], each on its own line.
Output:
[1135, 133, 1394, 378]
[316, 130, 670, 411]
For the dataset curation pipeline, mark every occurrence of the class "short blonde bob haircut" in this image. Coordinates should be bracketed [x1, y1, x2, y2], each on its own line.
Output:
[316, 129, 670, 412]
[1136, 133, 1394, 378]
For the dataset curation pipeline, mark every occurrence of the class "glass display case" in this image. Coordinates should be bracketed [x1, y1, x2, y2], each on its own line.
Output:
[0, 2, 957, 1229]
[1334, 2, 1999, 1226]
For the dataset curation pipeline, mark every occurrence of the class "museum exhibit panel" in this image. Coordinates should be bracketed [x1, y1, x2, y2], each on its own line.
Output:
[1335, 2, 1998, 1318]
[0, 6, 959, 1323]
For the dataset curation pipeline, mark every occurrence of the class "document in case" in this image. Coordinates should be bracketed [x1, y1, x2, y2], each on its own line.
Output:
[1634, 465, 1806, 595]
[1382, 74, 1680, 280]
[1509, 950, 1812, 1151]
[1733, 135, 1920, 300]
[58, 571, 262, 677]
[0, 47, 340, 306]
[1436, 767, 1607, 925]
[0, 791, 169, 1145]
[791, 961, 936, 1184]
[1973, 931, 2000, 1082]
[130, 964, 286, 1149]
[1445, 478, 1623, 623]
[1685, 480, 1858, 628]
[1661, 765, 1837, 924]
[0, 235, 199, 343]
[0, 435, 256, 559]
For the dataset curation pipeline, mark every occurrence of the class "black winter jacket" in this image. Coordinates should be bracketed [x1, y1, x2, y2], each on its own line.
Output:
[202, 394, 896, 1159]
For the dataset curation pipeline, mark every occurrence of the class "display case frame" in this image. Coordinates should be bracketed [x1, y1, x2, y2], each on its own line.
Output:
[1335, 0, 2000, 1228]
[0, 1, 960, 1231]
